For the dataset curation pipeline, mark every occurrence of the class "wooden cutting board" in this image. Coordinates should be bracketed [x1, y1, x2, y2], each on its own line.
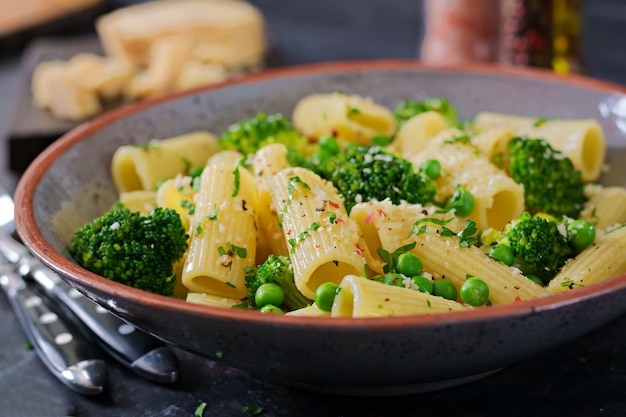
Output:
[7, 35, 106, 173]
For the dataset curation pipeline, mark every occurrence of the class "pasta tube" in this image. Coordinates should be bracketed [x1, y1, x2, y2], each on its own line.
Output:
[286, 305, 331, 317]
[111, 131, 220, 193]
[252, 144, 291, 257]
[411, 128, 524, 232]
[349, 199, 465, 274]
[292, 92, 397, 145]
[394, 111, 448, 159]
[408, 231, 549, 304]
[118, 190, 157, 215]
[474, 111, 606, 182]
[155, 174, 196, 231]
[548, 225, 626, 293]
[271, 167, 367, 299]
[470, 127, 515, 169]
[186, 292, 244, 308]
[182, 160, 258, 298]
[580, 185, 626, 230]
[352, 202, 549, 304]
[331, 275, 467, 317]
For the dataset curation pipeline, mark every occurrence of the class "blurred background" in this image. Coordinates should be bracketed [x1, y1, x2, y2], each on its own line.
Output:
[0, 0, 625, 181]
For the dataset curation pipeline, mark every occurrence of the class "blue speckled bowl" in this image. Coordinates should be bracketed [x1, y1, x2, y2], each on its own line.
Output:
[14, 61, 626, 395]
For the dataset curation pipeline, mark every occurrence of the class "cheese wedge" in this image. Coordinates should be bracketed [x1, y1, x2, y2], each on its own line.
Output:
[96, 0, 266, 70]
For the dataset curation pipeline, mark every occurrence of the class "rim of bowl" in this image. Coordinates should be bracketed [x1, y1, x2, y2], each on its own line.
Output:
[14, 59, 626, 330]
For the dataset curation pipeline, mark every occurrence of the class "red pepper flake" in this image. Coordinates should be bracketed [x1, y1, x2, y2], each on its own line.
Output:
[514, 296, 522, 302]
[287, 229, 293, 235]
[355, 242, 365, 255]
[328, 200, 340, 209]
[315, 244, 321, 249]
[335, 218, 344, 223]
[376, 209, 388, 217]
[364, 211, 376, 224]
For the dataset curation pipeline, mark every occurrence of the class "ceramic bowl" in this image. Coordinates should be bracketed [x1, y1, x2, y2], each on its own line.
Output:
[14, 61, 626, 395]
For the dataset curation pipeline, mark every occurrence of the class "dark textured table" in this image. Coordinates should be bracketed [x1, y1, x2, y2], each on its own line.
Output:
[2, 1, 626, 416]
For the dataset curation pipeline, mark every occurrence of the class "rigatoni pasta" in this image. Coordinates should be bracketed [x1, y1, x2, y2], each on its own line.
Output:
[394, 111, 448, 159]
[111, 130, 221, 193]
[292, 92, 397, 145]
[72, 92, 626, 319]
[252, 143, 291, 257]
[270, 167, 367, 300]
[331, 275, 467, 317]
[411, 128, 525, 231]
[548, 225, 626, 293]
[181, 159, 258, 298]
[580, 185, 626, 230]
[473, 111, 606, 182]
[350, 199, 549, 305]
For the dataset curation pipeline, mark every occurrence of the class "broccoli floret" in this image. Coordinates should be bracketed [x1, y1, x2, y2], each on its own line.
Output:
[218, 112, 308, 156]
[487, 212, 573, 284]
[508, 136, 587, 218]
[245, 255, 311, 311]
[68, 207, 189, 296]
[308, 138, 436, 213]
[393, 97, 458, 126]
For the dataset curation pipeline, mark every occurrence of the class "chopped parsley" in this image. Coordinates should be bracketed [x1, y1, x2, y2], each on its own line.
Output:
[347, 107, 361, 118]
[442, 135, 472, 147]
[180, 199, 195, 215]
[411, 217, 478, 247]
[376, 242, 417, 274]
[244, 404, 264, 415]
[218, 242, 248, 259]
[136, 142, 159, 151]
[560, 279, 583, 289]
[278, 176, 311, 227]
[410, 217, 454, 235]
[208, 207, 220, 221]
[288, 221, 321, 251]
[194, 402, 207, 417]
[181, 155, 192, 171]
[232, 165, 241, 197]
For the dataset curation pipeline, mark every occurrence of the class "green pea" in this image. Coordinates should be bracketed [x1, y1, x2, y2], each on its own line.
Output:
[567, 219, 596, 251]
[411, 275, 434, 294]
[420, 159, 442, 179]
[255, 283, 285, 308]
[448, 187, 475, 217]
[488, 244, 514, 266]
[432, 279, 457, 301]
[396, 253, 423, 276]
[315, 282, 339, 312]
[527, 274, 544, 286]
[381, 273, 405, 287]
[260, 304, 284, 314]
[459, 277, 490, 306]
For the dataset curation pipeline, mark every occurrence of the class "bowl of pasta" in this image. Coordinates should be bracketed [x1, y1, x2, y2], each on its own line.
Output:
[14, 60, 626, 395]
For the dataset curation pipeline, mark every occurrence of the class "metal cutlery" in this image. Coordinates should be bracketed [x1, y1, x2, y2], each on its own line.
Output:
[0, 185, 180, 385]
[0, 258, 108, 395]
